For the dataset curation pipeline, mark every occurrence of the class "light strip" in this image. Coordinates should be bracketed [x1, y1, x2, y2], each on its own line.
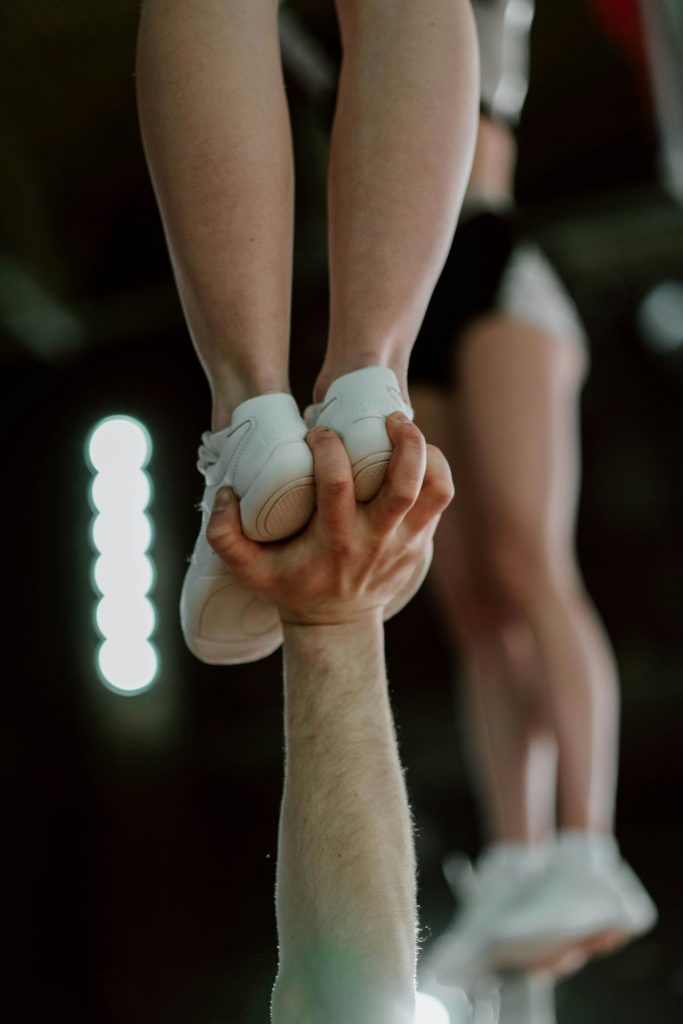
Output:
[86, 415, 159, 696]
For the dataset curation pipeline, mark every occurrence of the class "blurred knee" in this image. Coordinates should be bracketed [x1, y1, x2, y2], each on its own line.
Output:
[450, 573, 508, 646]
[486, 516, 573, 611]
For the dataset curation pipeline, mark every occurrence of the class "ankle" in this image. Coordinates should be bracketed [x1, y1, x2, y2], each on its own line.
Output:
[211, 375, 291, 431]
[314, 354, 409, 404]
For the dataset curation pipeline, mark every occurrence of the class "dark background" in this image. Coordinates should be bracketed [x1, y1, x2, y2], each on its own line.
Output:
[2, 1, 682, 1021]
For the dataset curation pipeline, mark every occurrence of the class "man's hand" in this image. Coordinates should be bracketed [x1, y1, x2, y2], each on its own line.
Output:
[207, 411, 454, 1023]
[205, 412, 454, 626]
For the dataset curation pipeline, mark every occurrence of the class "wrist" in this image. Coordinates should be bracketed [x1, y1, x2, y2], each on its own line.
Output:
[282, 607, 383, 640]
[282, 609, 387, 705]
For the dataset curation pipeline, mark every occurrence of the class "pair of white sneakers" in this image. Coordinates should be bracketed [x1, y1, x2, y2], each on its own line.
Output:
[180, 366, 433, 664]
[420, 834, 657, 990]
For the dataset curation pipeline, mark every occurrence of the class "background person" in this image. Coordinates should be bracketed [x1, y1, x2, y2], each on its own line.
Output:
[412, 0, 657, 992]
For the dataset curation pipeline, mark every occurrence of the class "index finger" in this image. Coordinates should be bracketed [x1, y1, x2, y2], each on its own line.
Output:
[307, 428, 357, 549]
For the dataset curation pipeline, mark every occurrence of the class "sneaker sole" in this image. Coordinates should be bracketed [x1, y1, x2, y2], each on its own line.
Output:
[352, 451, 392, 502]
[220, 432, 315, 543]
[241, 474, 316, 541]
[182, 628, 283, 665]
[501, 928, 630, 979]
[180, 577, 284, 665]
[488, 919, 649, 974]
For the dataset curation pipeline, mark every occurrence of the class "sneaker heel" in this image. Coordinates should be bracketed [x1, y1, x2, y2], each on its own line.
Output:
[239, 440, 315, 541]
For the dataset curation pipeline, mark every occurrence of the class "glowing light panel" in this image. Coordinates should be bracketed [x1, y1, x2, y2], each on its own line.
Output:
[415, 993, 451, 1024]
[86, 416, 159, 695]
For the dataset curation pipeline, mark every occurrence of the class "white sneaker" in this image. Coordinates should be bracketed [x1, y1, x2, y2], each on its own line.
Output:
[180, 392, 315, 664]
[305, 366, 433, 619]
[304, 366, 414, 501]
[421, 837, 656, 993]
[487, 834, 658, 972]
[422, 847, 551, 987]
[609, 855, 659, 935]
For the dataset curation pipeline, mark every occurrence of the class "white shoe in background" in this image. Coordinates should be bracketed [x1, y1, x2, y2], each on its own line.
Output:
[421, 847, 550, 987]
[487, 833, 658, 971]
[425, 836, 657, 985]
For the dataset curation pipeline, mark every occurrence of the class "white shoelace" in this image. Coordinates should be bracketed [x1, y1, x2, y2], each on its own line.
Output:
[197, 432, 219, 477]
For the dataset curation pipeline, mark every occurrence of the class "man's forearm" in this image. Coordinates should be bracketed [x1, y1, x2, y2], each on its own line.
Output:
[272, 613, 416, 1024]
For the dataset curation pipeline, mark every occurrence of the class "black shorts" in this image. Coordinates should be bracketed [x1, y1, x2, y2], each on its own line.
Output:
[409, 205, 587, 390]
[409, 206, 522, 389]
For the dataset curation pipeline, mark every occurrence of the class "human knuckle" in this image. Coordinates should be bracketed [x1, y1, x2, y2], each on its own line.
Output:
[205, 522, 231, 549]
[364, 534, 385, 558]
[207, 530, 246, 565]
[325, 516, 351, 549]
[425, 450, 454, 496]
[325, 477, 351, 499]
[390, 485, 415, 510]
[426, 442, 447, 464]
[330, 536, 353, 560]
[418, 482, 450, 516]
[399, 423, 425, 448]
[433, 479, 455, 507]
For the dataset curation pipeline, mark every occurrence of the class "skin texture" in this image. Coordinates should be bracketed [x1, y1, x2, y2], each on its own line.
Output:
[137, 0, 294, 425]
[314, 0, 479, 403]
[136, 0, 478, 425]
[207, 415, 454, 1023]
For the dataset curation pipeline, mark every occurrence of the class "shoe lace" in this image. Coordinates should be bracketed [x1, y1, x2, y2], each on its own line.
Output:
[197, 432, 219, 477]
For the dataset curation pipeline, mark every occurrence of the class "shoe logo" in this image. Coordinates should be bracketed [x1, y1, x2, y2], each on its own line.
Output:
[258, 422, 295, 447]
[346, 399, 393, 420]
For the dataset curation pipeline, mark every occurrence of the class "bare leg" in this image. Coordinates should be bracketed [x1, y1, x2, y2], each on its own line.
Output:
[412, 385, 557, 844]
[451, 317, 619, 833]
[463, 624, 559, 844]
[315, 0, 479, 402]
[136, 0, 292, 429]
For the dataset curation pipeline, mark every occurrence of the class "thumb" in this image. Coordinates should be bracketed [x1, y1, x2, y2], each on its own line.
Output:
[206, 487, 260, 570]
[212, 486, 234, 515]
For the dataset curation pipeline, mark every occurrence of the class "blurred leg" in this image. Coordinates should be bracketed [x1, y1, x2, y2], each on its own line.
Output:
[314, 0, 479, 402]
[464, 621, 559, 844]
[412, 385, 557, 844]
[136, 0, 292, 429]
[453, 316, 619, 833]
